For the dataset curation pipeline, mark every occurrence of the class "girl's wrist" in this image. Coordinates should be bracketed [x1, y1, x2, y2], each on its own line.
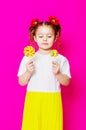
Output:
[55, 71, 61, 77]
[26, 70, 32, 78]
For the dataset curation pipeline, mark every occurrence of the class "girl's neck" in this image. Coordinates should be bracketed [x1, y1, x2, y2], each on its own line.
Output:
[38, 48, 52, 55]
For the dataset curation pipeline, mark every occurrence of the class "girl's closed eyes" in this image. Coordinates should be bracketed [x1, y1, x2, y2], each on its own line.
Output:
[38, 34, 53, 38]
[38, 35, 43, 38]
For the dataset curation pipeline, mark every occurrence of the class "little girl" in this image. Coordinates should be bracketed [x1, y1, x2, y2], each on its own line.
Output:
[17, 16, 71, 130]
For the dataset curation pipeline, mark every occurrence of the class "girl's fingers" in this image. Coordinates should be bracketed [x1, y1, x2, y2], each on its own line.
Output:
[52, 61, 59, 66]
[27, 60, 34, 65]
[30, 66, 35, 69]
[52, 62, 59, 67]
[27, 60, 34, 67]
[30, 67, 35, 71]
[52, 64, 57, 67]
[27, 61, 35, 71]
[52, 64, 58, 68]
[52, 61, 57, 64]
[27, 66, 35, 72]
[28, 64, 34, 67]
[28, 60, 33, 64]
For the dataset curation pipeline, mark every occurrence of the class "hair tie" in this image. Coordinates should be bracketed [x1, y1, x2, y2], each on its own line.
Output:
[31, 19, 39, 27]
[30, 16, 59, 27]
[49, 16, 59, 25]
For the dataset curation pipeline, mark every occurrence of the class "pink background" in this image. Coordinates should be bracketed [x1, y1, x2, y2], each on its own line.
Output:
[0, 0, 86, 130]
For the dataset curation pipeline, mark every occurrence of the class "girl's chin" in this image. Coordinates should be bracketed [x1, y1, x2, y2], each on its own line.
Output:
[39, 46, 52, 50]
[39, 48, 52, 51]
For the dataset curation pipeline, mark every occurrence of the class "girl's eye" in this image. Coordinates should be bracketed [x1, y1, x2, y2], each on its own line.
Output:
[48, 36, 52, 38]
[38, 35, 52, 38]
[39, 36, 43, 38]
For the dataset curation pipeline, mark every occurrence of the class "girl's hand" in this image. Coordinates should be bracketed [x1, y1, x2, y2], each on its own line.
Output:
[52, 61, 60, 75]
[26, 60, 35, 76]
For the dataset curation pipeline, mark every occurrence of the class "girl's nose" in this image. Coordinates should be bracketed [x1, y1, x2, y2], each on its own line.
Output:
[43, 36, 47, 41]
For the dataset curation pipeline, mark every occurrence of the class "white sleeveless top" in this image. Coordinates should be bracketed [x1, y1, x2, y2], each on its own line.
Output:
[17, 51, 71, 92]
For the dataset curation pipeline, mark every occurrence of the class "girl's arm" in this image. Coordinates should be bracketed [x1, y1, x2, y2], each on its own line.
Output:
[55, 73, 70, 86]
[18, 60, 35, 86]
[18, 71, 32, 86]
[52, 61, 71, 86]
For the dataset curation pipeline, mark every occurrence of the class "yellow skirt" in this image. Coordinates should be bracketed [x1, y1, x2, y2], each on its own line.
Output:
[21, 92, 63, 130]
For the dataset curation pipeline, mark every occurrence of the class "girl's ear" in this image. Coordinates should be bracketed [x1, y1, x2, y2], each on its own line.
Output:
[54, 32, 60, 42]
[34, 36, 37, 42]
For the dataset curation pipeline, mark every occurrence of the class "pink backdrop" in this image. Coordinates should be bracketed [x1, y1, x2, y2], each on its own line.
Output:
[0, 0, 86, 130]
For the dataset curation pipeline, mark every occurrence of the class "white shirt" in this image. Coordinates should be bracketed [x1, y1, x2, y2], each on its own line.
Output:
[17, 51, 71, 92]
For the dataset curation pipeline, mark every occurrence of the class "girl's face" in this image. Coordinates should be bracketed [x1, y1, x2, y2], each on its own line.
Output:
[34, 25, 56, 50]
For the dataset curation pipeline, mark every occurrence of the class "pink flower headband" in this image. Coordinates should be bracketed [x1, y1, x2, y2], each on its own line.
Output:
[30, 16, 59, 27]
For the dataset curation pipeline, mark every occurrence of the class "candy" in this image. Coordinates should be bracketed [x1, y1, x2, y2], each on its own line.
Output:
[49, 50, 58, 57]
[24, 46, 35, 57]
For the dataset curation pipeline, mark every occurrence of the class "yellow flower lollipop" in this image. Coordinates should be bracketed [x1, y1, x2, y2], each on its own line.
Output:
[49, 50, 58, 57]
[24, 46, 35, 57]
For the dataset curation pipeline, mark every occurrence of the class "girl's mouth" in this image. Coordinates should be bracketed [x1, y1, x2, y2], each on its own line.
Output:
[42, 43, 48, 45]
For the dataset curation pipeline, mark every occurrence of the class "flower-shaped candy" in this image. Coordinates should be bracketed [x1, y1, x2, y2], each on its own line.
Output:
[24, 46, 35, 57]
[49, 50, 58, 57]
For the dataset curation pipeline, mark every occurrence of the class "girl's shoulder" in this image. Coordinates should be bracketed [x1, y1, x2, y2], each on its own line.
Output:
[20, 55, 36, 64]
[54, 53, 69, 65]
[48, 49, 68, 62]
[55, 53, 67, 61]
[21, 55, 31, 61]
